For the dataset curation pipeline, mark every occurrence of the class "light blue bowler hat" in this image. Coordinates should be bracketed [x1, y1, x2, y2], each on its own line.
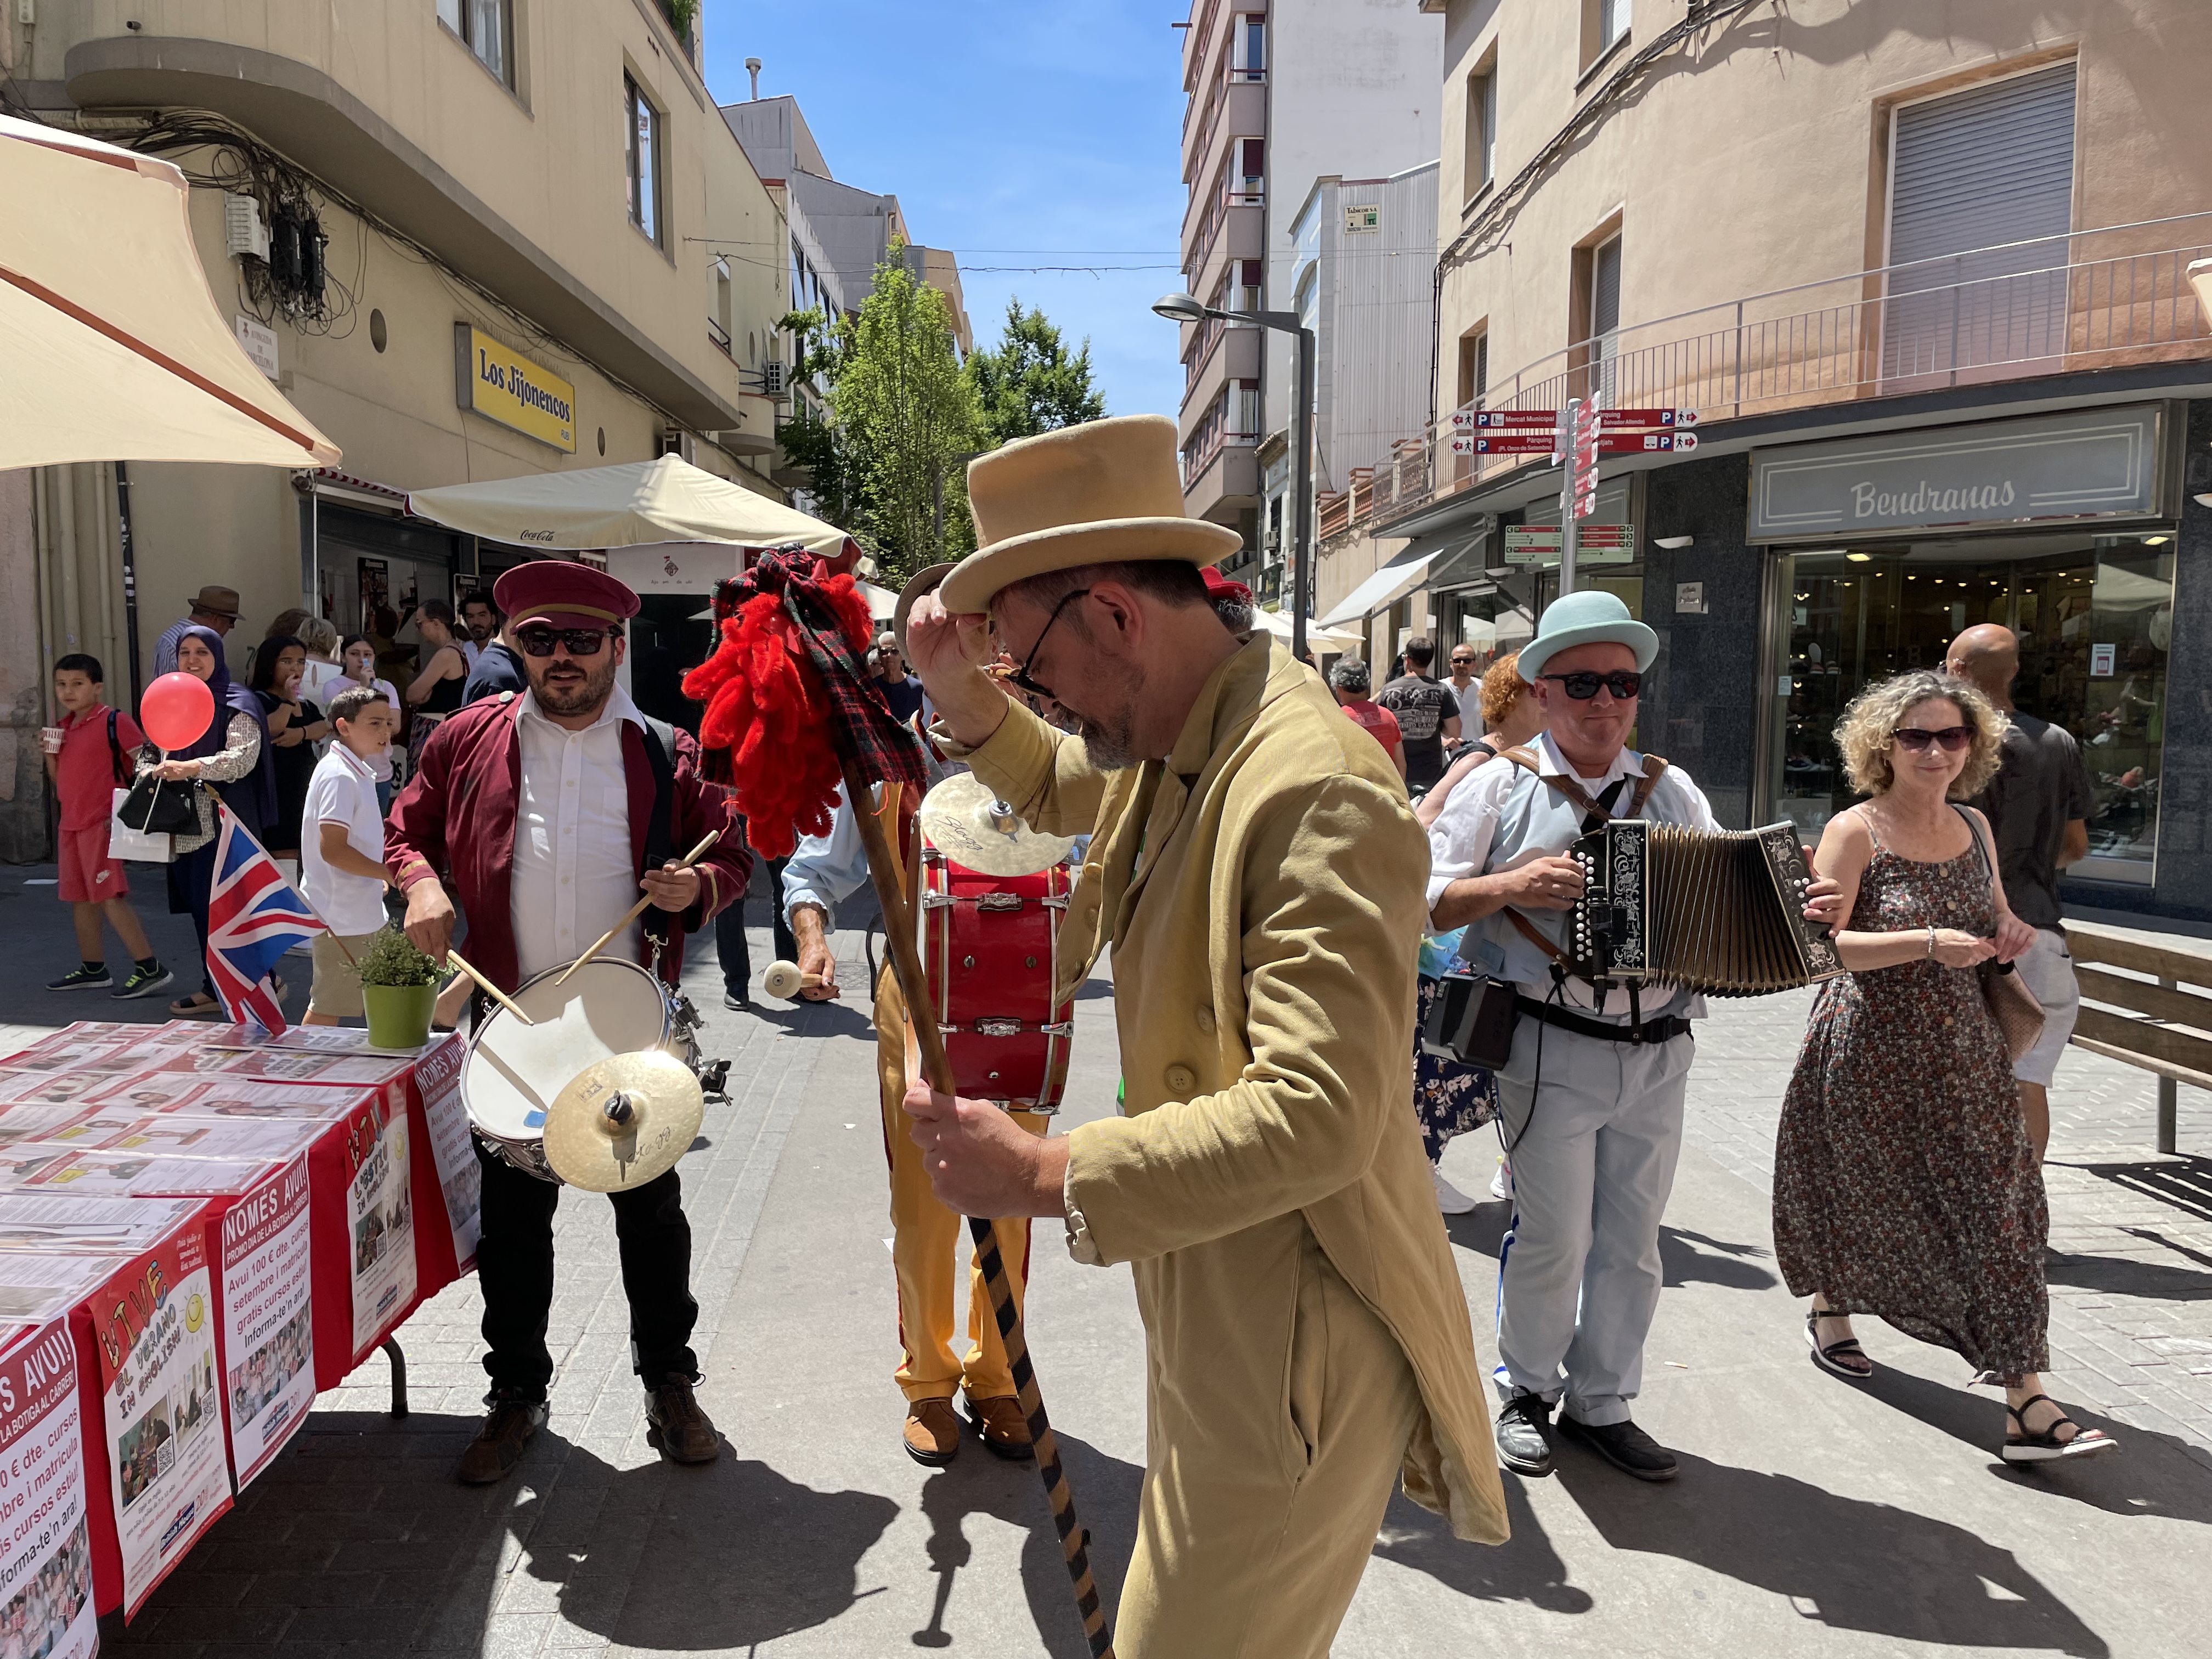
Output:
[1516, 589, 1660, 679]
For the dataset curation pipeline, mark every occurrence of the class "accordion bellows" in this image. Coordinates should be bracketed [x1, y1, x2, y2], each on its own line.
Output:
[1566, 821, 1844, 996]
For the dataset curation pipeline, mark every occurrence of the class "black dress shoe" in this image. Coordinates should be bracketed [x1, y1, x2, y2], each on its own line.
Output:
[1558, 1413, 1678, 1481]
[1493, 1392, 1554, 1478]
[723, 991, 752, 1012]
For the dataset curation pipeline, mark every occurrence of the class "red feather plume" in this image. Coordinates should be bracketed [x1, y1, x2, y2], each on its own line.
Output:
[681, 566, 876, 861]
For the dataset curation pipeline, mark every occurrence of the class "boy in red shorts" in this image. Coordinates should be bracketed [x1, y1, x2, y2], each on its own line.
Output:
[44, 654, 172, 998]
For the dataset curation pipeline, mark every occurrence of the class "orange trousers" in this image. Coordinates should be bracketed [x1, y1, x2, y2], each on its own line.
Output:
[873, 965, 1045, 1403]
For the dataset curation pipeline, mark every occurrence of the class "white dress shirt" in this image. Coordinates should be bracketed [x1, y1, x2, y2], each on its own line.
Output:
[510, 685, 647, 981]
[1425, 730, 1722, 1014]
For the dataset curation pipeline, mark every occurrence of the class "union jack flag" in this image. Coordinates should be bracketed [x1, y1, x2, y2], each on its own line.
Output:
[206, 806, 326, 1032]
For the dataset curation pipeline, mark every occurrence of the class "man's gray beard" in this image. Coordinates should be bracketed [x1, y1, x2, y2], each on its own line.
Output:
[1075, 709, 1139, 770]
[529, 656, 618, 716]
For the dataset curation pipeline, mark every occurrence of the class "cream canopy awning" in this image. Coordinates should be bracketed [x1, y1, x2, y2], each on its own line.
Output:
[0, 114, 340, 470]
[407, 455, 850, 555]
[1316, 551, 1440, 629]
[1252, 607, 1362, 652]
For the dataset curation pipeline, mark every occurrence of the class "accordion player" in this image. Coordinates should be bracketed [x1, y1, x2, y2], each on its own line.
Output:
[1564, 819, 1844, 996]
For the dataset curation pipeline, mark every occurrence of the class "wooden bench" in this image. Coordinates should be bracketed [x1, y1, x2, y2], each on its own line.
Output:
[2063, 923, 2212, 1154]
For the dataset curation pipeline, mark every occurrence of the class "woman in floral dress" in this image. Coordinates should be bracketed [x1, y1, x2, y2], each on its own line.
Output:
[1776, 670, 2115, 1464]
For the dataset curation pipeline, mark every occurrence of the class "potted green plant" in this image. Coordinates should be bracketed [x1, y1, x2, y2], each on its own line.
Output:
[357, 927, 443, 1050]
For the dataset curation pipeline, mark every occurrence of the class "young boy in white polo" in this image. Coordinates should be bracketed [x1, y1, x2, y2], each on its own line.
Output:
[301, 686, 399, 1025]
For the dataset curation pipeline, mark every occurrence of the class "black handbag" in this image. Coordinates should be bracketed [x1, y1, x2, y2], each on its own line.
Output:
[117, 774, 203, 836]
[1421, 971, 1522, 1070]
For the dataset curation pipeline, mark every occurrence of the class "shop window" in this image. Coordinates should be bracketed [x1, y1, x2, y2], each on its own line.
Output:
[439, 0, 515, 88]
[625, 72, 664, 246]
[1771, 532, 2172, 882]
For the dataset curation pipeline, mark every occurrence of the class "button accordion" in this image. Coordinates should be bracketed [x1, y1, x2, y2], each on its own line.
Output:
[1564, 820, 1843, 995]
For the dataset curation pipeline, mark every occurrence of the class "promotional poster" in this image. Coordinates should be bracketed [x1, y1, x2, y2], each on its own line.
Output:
[346, 1108, 415, 1358]
[0, 1322, 97, 1659]
[219, 1159, 313, 1488]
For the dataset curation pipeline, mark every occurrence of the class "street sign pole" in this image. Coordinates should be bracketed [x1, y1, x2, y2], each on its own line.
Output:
[1559, 398, 1581, 596]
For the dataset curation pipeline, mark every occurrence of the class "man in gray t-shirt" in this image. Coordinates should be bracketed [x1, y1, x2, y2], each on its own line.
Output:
[1949, 625, 2095, 1163]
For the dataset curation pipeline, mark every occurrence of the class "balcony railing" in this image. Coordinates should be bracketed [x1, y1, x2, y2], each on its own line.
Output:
[1324, 214, 2212, 548]
[1180, 425, 1261, 490]
[708, 317, 732, 358]
[1186, 182, 1261, 280]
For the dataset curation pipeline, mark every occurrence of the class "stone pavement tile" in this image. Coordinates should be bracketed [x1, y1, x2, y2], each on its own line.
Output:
[128, 1605, 297, 1643]
[479, 1611, 559, 1657]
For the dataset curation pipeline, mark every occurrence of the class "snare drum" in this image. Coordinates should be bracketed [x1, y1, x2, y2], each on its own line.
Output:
[918, 840, 1073, 1113]
[461, 957, 697, 1182]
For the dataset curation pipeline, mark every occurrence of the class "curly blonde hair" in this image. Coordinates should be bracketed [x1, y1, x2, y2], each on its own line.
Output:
[1834, 670, 2008, 799]
[1479, 652, 1530, 727]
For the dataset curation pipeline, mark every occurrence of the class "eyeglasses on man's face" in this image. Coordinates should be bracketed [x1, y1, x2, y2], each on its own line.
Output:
[1541, 669, 1643, 702]
[1001, 588, 1091, 703]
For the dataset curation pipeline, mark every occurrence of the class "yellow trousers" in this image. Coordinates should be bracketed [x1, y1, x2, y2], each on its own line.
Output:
[873, 967, 1046, 1403]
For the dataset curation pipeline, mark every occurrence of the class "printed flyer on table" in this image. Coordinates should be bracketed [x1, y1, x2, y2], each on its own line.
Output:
[0, 1321, 96, 1659]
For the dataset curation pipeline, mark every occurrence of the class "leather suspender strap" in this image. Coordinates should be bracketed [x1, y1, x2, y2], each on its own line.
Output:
[1493, 746, 1669, 964]
[1505, 907, 1567, 963]
[1626, 755, 1667, 815]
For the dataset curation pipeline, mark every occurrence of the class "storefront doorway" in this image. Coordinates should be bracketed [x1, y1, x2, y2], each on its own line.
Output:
[1768, 529, 2173, 883]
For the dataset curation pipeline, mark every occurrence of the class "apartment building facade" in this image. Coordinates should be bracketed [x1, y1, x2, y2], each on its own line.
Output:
[1175, 0, 1440, 591]
[0, 0, 795, 853]
[1328, 0, 2212, 922]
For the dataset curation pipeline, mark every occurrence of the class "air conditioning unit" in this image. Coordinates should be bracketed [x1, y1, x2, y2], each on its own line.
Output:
[760, 360, 787, 396]
[224, 193, 270, 262]
[659, 430, 696, 464]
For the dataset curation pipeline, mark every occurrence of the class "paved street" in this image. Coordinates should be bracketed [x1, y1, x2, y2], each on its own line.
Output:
[3, 870, 2206, 1658]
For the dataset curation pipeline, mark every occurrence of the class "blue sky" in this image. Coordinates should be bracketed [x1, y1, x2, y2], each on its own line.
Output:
[701, 1, 1189, 420]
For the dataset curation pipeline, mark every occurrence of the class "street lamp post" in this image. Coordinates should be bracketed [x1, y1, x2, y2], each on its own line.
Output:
[1153, 294, 1317, 663]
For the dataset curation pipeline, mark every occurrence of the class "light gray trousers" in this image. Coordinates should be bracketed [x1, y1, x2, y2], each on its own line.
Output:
[1492, 1014, 1694, 1426]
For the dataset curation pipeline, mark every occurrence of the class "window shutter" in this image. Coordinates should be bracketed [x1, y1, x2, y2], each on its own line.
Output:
[1885, 63, 2076, 376]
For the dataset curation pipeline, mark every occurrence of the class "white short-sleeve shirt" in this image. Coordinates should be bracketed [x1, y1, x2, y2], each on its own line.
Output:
[300, 743, 390, 935]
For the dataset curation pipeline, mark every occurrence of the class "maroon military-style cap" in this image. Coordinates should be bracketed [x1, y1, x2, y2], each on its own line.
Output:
[492, 561, 641, 631]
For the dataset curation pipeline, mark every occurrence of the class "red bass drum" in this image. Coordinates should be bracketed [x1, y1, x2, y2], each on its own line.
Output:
[917, 839, 1073, 1113]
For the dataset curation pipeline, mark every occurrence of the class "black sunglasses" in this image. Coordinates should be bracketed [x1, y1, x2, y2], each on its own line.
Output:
[1002, 588, 1091, 702]
[1541, 670, 1644, 701]
[1892, 724, 1974, 752]
[515, 626, 615, 658]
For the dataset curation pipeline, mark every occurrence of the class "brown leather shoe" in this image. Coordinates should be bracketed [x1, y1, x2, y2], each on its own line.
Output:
[454, 1397, 546, 1486]
[646, 1378, 721, 1464]
[902, 1397, 962, 1466]
[965, 1394, 1034, 1462]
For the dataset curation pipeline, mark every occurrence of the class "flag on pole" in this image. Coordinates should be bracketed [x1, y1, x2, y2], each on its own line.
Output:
[205, 805, 326, 1032]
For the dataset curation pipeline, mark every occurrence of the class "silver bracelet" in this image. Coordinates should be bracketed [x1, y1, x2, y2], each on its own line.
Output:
[1925, 926, 1937, 959]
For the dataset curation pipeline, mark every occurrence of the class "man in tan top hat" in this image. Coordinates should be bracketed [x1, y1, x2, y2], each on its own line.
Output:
[901, 414, 1507, 1657]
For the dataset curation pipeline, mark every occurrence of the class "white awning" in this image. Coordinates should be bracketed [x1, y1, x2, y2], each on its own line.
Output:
[1, 114, 340, 470]
[407, 455, 849, 555]
[1316, 551, 1440, 628]
[1251, 607, 1362, 652]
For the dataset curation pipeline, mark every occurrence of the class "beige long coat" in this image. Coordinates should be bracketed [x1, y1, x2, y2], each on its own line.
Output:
[952, 634, 1508, 1548]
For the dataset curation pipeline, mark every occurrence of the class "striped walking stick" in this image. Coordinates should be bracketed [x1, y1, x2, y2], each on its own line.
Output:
[839, 757, 1115, 1658]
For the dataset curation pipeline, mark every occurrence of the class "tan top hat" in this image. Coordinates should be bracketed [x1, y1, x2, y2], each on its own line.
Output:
[938, 414, 1244, 614]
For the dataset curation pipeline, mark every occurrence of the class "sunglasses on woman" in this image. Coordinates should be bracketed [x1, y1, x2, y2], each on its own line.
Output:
[1892, 724, 1974, 752]
[515, 626, 615, 658]
[1540, 670, 1644, 701]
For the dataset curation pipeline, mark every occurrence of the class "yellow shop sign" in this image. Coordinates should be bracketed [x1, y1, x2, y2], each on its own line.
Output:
[454, 325, 577, 452]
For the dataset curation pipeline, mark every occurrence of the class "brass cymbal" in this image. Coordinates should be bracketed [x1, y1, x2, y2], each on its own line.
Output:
[542, 1051, 704, 1193]
[916, 771, 1077, 878]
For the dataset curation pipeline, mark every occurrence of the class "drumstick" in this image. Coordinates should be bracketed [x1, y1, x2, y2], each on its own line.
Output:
[445, 950, 533, 1026]
[762, 960, 826, 1000]
[556, 830, 723, 985]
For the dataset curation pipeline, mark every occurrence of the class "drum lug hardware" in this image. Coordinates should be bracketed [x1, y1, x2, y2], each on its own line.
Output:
[920, 891, 958, 909]
[963, 955, 977, 969]
[976, 1017, 1024, 1037]
[974, 892, 1025, 913]
[1042, 895, 1070, 910]
[1041, 1022, 1074, 1037]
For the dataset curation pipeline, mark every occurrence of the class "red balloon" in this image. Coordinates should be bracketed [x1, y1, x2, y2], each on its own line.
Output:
[140, 671, 216, 753]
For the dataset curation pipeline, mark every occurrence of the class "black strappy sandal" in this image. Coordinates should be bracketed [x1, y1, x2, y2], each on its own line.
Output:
[1805, 1307, 1874, 1379]
[2002, 1395, 2119, 1464]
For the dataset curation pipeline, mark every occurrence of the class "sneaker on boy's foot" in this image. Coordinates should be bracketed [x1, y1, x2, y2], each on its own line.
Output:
[47, 964, 111, 991]
[112, 964, 175, 1000]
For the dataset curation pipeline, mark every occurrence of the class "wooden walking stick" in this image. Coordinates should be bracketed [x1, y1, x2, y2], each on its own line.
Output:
[840, 760, 1114, 1658]
[682, 546, 1114, 1659]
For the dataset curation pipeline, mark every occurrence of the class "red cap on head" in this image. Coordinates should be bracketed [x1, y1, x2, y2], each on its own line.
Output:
[493, 561, 641, 631]
[1201, 566, 1252, 606]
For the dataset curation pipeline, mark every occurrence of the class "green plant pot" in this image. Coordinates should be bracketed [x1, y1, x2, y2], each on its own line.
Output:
[361, 983, 437, 1050]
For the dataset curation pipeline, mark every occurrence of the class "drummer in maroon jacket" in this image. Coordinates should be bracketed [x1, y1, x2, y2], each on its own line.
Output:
[385, 560, 748, 1485]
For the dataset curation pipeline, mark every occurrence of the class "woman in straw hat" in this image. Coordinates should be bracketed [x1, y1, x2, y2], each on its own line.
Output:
[900, 414, 1506, 1657]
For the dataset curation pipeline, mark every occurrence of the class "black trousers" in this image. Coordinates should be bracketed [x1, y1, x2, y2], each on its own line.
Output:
[472, 1137, 699, 1403]
[716, 853, 793, 994]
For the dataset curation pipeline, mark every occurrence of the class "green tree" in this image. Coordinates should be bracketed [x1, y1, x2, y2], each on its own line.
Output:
[771, 308, 861, 529]
[831, 247, 986, 583]
[966, 296, 1107, 447]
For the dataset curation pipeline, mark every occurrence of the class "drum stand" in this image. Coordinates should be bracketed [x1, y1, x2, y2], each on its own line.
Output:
[839, 760, 1115, 1659]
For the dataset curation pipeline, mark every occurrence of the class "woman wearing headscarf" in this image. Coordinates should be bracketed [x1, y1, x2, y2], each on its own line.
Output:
[138, 624, 275, 1017]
